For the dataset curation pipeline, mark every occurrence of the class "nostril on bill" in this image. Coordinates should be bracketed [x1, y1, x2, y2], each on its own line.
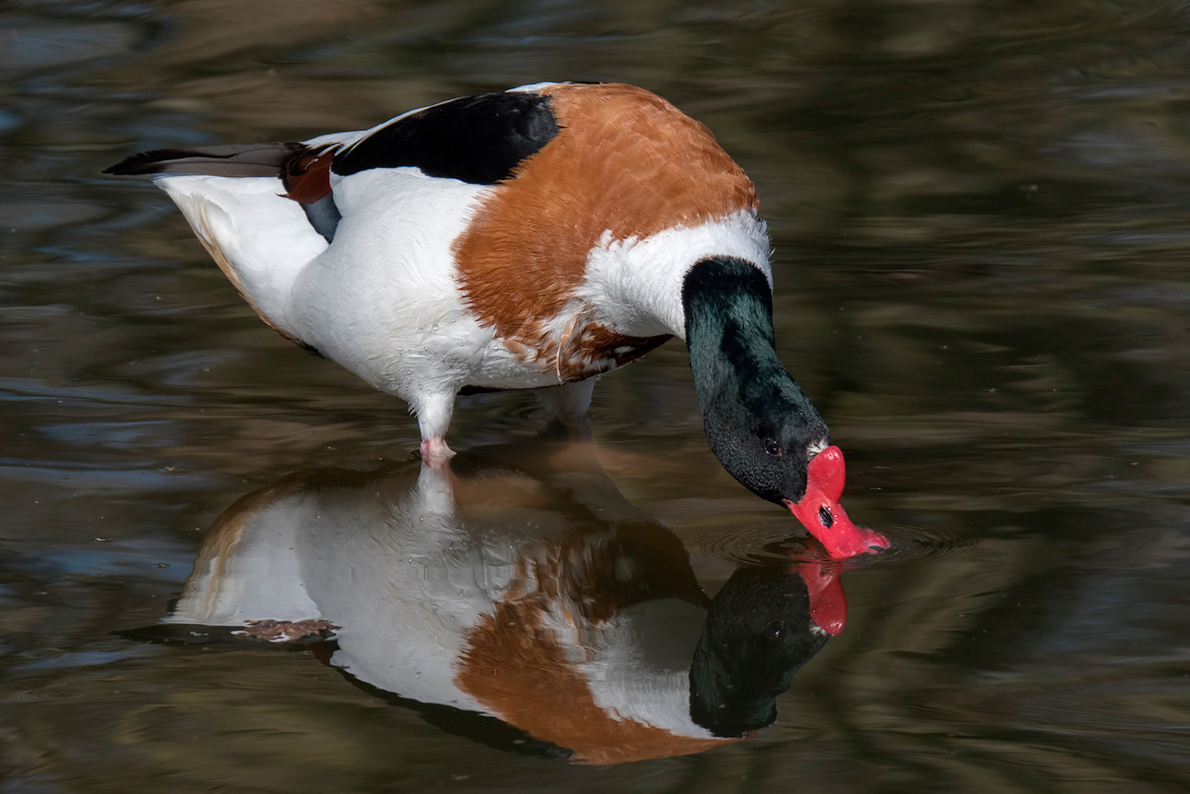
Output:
[818, 505, 833, 528]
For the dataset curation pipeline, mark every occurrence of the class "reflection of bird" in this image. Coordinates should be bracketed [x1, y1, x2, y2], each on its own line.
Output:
[106, 82, 887, 557]
[163, 438, 845, 764]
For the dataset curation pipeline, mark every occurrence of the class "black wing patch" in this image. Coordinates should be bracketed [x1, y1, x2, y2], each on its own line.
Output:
[331, 91, 560, 184]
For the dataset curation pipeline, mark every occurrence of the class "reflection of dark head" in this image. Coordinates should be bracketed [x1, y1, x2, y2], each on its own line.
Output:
[689, 567, 829, 737]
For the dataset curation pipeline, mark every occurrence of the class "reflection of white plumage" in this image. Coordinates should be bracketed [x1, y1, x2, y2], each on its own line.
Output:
[165, 442, 837, 764]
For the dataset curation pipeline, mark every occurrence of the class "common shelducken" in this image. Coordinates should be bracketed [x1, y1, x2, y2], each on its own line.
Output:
[106, 81, 888, 558]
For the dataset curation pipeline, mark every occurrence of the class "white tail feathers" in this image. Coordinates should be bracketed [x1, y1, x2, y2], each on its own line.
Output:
[155, 174, 328, 342]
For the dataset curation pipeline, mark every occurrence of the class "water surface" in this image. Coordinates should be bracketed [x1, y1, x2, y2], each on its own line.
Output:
[2, 1, 1189, 791]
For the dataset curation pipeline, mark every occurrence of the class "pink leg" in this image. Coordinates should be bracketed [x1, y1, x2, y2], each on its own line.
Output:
[419, 437, 456, 467]
[413, 390, 456, 468]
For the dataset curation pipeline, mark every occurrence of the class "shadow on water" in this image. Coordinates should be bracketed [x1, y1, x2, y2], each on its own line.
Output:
[129, 430, 863, 765]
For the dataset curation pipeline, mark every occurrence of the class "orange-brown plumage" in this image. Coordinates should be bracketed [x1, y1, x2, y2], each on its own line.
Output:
[454, 83, 758, 375]
[282, 146, 336, 204]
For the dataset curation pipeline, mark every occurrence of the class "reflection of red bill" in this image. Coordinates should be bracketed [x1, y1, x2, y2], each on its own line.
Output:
[784, 446, 890, 559]
[795, 560, 847, 635]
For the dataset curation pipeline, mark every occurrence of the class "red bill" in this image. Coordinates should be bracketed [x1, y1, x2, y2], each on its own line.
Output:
[784, 446, 889, 559]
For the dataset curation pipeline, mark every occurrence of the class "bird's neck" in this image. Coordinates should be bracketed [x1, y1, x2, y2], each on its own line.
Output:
[579, 213, 771, 340]
[684, 255, 784, 396]
[682, 257, 826, 493]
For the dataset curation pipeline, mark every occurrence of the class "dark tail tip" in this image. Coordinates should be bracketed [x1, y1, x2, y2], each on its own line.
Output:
[104, 148, 192, 176]
[103, 142, 307, 178]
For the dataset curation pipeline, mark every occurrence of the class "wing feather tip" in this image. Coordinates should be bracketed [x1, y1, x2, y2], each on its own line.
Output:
[103, 143, 308, 178]
[103, 148, 181, 176]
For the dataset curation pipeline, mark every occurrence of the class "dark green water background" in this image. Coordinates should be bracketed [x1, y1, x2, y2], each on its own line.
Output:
[2, 1, 1189, 791]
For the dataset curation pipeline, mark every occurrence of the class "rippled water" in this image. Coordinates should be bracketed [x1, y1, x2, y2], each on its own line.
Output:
[3, 0, 1190, 791]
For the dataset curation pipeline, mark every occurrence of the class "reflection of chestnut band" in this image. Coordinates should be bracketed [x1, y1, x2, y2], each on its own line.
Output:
[159, 442, 849, 761]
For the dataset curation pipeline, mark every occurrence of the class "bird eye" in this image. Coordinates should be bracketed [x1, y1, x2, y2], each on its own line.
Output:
[763, 439, 781, 457]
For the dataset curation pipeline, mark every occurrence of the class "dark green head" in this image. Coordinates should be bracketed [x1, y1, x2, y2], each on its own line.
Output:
[682, 256, 830, 507]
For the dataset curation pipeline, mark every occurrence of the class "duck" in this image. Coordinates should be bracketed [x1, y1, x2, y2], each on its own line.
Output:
[105, 81, 888, 558]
